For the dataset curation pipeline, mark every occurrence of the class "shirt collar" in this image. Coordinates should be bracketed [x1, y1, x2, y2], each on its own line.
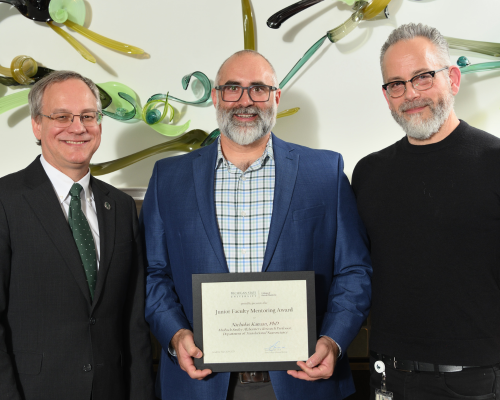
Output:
[215, 134, 274, 171]
[40, 155, 93, 205]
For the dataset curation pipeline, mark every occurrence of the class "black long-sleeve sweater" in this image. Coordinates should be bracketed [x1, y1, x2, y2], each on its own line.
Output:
[352, 120, 500, 366]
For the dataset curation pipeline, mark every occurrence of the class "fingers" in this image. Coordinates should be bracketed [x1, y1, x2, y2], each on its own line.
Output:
[172, 329, 212, 380]
[287, 337, 336, 381]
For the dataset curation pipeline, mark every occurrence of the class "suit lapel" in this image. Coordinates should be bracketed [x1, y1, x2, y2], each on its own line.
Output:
[91, 178, 115, 309]
[22, 158, 92, 304]
[192, 144, 229, 272]
[262, 135, 299, 272]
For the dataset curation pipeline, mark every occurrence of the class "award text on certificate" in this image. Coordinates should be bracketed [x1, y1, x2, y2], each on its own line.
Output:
[201, 280, 309, 364]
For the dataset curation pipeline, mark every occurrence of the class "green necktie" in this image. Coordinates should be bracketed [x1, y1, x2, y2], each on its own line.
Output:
[68, 183, 97, 300]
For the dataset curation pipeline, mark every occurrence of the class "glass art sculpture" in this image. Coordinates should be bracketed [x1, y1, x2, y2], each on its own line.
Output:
[276, 0, 391, 89]
[0, 55, 39, 85]
[267, 0, 386, 29]
[90, 129, 209, 176]
[241, 0, 256, 50]
[0, 0, 145, 63]
[445, 37, 500, 58]
[457, 56, 500, 75]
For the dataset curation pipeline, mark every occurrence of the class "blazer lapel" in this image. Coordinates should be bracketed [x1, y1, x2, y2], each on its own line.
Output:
[90, 178, 115, 308]
[192, 144, 229, 272]
[22, 158, 92, 304]
[262, 135, 299, 272]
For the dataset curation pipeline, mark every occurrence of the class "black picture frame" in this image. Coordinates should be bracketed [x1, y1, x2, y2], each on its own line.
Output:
[192, 271, 316, 372]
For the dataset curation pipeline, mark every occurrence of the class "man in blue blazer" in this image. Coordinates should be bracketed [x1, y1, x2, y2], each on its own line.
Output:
[142, 50, 372, 400]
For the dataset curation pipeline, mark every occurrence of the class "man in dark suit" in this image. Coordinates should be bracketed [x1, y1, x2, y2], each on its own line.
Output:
[142, 50, 372, 400]
[0, 71, 155, 400]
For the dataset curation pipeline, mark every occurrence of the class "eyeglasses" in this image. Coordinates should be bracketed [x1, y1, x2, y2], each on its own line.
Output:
[382, 67, 449, 98]
[215, 85, 278, 102]
[41, 111, 103, 128]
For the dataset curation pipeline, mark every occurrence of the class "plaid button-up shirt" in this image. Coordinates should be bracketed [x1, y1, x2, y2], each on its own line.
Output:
[214, 135, 275, 273]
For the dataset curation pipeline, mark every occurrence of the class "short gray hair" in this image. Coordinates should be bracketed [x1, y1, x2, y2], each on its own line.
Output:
[29, 70, 101, 146]
[380, 23, 450, 75]
[29, 70, 102, 120]
[215, 50, 279, 87]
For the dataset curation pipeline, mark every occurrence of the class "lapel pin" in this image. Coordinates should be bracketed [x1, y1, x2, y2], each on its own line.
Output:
[104, 202, 111, 210]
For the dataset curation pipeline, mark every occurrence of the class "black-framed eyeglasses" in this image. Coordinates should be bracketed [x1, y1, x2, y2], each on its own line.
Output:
[382, 67, 449, 98]
[215, 85, 278, 102]
[41, 111, 103, 128]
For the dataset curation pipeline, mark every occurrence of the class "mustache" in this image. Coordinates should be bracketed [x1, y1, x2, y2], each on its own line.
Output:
[228, 107, 261, 116]
[399, 98, 434, 112]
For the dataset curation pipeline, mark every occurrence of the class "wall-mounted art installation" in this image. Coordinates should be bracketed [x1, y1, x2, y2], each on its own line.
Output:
[269, 0, 392, 89]
[457, 56, 500, 74]
[0, 0, 145, 63]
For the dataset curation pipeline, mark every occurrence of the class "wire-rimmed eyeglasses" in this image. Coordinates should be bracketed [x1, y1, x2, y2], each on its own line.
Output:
[41, 111, 103, 128]
[215, 85, 278, 102]
[382, 67, 449, 98]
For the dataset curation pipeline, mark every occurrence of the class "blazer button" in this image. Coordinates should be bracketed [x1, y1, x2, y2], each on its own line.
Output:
[89, 317, 96, 325]
[83, 364, 92, 372]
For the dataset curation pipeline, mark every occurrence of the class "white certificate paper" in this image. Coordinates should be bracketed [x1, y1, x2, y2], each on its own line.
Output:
[201, 280, 309, 364]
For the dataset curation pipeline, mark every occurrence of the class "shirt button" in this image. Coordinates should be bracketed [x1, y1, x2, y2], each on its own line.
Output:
[89, 317, 96, 325]
[241, 249, 247, 255]
[241, 175, 246, 181]
[83, 364, 92, 372]
[240, 211, 247, 217]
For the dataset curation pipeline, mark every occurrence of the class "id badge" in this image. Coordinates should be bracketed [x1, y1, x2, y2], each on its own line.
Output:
[374, 360, 394, 400]
[375, 388, 394, 400]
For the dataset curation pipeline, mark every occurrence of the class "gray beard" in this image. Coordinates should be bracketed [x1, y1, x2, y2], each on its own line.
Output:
[216, 103, 277, 146]
[391, 89, 455, 141]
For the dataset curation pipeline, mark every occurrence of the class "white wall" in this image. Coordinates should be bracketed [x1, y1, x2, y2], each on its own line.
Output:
[1, 0, 499, 188]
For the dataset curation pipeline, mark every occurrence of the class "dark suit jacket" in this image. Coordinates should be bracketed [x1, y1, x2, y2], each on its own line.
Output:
[142, 134, 372, 400]
[0, 157, 155, 400]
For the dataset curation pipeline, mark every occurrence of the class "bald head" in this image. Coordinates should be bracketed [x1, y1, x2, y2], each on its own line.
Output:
[215, 50, 279, 87]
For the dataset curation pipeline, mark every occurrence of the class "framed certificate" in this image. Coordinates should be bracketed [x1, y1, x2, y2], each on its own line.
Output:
[192, 271, 316, 372]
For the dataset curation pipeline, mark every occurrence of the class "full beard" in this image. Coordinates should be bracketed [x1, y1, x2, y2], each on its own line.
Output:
[216, 103, 277, 146]
[391, 88, 455, 141]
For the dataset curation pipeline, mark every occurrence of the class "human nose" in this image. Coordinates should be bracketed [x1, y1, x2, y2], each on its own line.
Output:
[238, 88, 255, 106]
[404, 80, 420, 101]
[67, 114, 86, 132]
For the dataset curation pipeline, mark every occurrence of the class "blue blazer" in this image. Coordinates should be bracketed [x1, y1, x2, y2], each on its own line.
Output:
[142, 134, 372, 400]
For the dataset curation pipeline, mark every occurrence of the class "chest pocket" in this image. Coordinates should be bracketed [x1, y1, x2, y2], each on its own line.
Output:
[293, 205, 325, 221]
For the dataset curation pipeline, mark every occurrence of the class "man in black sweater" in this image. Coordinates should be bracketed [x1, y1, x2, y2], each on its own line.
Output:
[352, 23, 500, 399]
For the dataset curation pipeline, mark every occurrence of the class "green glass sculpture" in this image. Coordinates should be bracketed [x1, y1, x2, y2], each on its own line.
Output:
[457, 56, 500, 75]
[241, 0, 256, 50]
[169, 71, 212, 105]
[200, 128, 221, 148]
[47, 21, 96, 63]
[327, 0, 391, 43]
[276, 0, 392, 89]
[99, 82, 191, 137]
[445, 37, 500, 58]
[90, 129, 208, 176]
[267, 0, 384, 29]
[280, 35, 327, 89]
[0, 89, 30, 115]
[0, 55, 38, 85]
[0, 0, 145, 62]
[48, 0, 85, 24]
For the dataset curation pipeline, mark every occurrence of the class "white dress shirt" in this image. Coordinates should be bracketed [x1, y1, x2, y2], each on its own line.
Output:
[40, 155, 100, 269]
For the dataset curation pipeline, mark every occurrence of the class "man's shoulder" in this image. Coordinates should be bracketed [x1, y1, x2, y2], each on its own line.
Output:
[460, 120, 500, 150]
[353, 140, 400, 175]
[273, 135, 342, 162]
[157, 145, 210, 166]
[0, 159, 42, 196]
[90, 177, 135, 207]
